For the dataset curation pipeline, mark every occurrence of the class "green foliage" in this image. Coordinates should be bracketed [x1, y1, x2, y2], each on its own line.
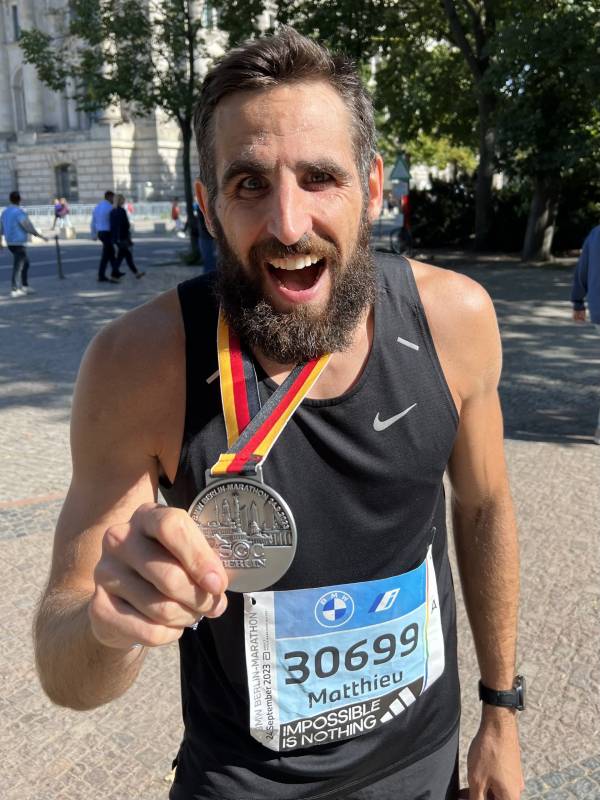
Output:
[19, 0, 220, 123]
[276, 0, 396, 61]
[490, 1, 600, 180]
[409, 177, 475, 247]
[375, 40, 478, 154]
[408, 171, 600, 253]
[18, 29, 70, 89]
[20, 0, 600, 255]
[213, 0, 268, 45]
[402, 134, 476, 174]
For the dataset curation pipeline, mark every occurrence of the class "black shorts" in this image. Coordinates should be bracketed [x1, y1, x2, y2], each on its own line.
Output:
[342, 728, 459, 800]
[170, 729, 460, 800]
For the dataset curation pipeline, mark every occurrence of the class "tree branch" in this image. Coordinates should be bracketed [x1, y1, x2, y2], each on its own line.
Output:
[458, 0, 486, 57]
[481, 0, 496, 39]
[441, 0, 482, 80]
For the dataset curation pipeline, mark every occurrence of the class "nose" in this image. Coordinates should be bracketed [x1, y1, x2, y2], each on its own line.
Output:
[265, 175, 312, 246]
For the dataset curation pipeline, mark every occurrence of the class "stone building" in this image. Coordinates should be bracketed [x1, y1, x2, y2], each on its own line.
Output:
[0, 0, 225, 205]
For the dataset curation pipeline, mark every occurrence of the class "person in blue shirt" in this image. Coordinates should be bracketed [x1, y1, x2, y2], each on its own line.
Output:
[0, 190, 48, 298]
[91, 190, 124, 283]
[572, 225, 600, 443]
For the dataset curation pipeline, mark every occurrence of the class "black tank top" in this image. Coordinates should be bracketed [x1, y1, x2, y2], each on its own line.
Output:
[161, 255, 461, 800]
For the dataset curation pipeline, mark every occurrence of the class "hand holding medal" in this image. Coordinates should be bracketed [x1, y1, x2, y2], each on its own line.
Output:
[188, 311, 330, 592]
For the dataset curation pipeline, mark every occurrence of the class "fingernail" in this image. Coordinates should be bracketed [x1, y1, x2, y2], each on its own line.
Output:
[202, 571, 222, 595]
[214, 594, 228, 616]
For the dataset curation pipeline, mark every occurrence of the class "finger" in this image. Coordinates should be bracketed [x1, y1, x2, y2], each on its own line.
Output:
[95, 557, 201, 628]
[103, 522, 219, 616]
[203, 592, 228, 619]
[89, 585, 184, 649]
[133, 504, 228, 593]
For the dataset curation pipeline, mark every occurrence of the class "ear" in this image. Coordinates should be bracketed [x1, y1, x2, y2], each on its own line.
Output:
[366, 154, 384, 224]
[195, 180, 215, 236]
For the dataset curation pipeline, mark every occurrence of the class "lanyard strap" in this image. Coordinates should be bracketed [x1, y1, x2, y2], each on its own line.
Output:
[212, 310, 330, 477]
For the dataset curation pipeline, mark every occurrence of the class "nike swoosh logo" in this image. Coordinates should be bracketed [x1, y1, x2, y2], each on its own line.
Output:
[373, 403, 417, 431]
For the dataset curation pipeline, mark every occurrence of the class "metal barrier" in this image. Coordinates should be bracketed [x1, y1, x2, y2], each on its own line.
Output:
[0, 201, 174, 221]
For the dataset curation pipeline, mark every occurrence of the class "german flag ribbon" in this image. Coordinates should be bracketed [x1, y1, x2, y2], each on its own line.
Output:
[212, 309, 330, 477]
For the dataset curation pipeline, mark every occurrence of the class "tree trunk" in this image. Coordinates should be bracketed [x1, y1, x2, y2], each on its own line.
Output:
[521, 174, 561, 261]
[474, 90, 496, 251]
[181, 118, 199, 259]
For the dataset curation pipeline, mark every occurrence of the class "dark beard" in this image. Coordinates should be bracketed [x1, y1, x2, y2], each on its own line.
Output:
[213, 216, 377, 363]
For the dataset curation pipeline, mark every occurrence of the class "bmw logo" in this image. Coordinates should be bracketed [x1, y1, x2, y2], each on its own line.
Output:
[314, 590, 355, 628]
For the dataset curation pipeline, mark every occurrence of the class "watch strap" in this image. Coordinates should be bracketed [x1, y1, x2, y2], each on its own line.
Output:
[478, 676, 525, 711]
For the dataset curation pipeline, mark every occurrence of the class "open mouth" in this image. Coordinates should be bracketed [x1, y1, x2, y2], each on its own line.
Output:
[266, 255, 326, 293]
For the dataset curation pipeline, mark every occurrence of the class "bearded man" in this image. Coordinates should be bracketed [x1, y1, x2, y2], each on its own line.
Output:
[34, 28, 524, 800]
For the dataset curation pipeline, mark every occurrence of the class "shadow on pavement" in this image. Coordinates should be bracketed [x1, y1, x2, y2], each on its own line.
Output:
[1, 252, 598, 446]
[417, 256, 598, 446]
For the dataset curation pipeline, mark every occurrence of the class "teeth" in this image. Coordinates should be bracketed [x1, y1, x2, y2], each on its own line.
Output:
[269, 255, 321, 270]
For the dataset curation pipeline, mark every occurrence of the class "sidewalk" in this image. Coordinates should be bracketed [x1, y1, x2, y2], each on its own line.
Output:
[0, 254, 598, 799]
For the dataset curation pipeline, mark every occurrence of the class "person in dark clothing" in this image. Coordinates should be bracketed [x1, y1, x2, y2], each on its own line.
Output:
[91, 190, 123, 282]
[186, 200, 217, 273]
[109, 195, 145, 279]
[34, 29, 524, 800]
[197, 203, 216, 272]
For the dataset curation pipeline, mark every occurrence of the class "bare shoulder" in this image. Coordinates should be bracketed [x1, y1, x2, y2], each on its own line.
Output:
[409, 259, 501, 404]
[80, 289, 183, 411]
[86, 288, 183, 375]
[73, 288, 185, 479]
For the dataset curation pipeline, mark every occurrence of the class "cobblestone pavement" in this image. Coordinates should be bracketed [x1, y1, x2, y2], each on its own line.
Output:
[0, 251, 598, 799]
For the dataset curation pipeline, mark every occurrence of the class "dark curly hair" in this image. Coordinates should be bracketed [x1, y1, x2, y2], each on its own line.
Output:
[193, 27, 376, 202]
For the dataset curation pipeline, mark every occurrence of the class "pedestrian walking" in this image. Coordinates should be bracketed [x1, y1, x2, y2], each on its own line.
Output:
[91, 190, 124, 283]
[171, 197, 185, 237]
[110, 194, 145, 279]
[57, 197, 74, 237]
[34, 28, 524, 800]
[0, 190, 48, 298]
[571, 224, 600, 443]
[51, 197, 62, 230]
[196, 200, 216, 273]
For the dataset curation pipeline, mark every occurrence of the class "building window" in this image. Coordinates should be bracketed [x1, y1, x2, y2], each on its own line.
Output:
[11, 4, 20, 41]
[55, 164, 79, 202]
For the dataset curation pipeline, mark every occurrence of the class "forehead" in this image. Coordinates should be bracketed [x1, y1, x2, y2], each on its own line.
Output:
[213, 81, 356, 174]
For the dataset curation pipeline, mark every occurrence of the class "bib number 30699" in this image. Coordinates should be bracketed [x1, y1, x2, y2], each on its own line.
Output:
[284, 623, 419, 685]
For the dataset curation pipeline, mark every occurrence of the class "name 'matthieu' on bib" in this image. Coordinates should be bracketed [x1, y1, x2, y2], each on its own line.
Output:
[243, 544, 444, 752]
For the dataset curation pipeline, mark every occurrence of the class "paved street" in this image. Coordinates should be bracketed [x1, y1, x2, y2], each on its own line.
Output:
[0, 238, 598, 799]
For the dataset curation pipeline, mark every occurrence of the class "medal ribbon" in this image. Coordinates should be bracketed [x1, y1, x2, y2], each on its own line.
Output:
[212, 309, 330, 477]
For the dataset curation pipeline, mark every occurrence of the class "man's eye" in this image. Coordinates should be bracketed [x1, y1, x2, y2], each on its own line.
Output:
[307, 172, 333, 186]
[239, 176, 265, 191]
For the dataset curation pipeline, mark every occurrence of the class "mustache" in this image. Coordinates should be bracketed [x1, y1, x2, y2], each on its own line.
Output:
[249, 234, 338, 264]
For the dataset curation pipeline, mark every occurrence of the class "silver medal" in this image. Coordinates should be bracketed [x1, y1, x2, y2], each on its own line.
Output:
[188, 474, 297, 592]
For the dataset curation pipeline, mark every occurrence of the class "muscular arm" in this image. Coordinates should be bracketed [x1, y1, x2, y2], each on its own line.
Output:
[35, 295, 227, 710]
[447, 310, 519, 694]
[418, 264, 523, 799]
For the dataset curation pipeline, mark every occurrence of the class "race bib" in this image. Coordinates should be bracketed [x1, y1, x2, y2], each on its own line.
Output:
[243, 545, 444, 752]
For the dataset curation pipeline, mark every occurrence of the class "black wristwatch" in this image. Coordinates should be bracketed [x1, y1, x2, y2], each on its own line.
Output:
[478, 675, 525, 711]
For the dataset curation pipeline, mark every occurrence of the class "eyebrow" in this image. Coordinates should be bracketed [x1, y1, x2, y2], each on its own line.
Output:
[220, 158, 354, 188]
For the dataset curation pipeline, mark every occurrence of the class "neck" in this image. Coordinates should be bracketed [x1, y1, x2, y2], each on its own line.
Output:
[252, 305, 374, 400]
